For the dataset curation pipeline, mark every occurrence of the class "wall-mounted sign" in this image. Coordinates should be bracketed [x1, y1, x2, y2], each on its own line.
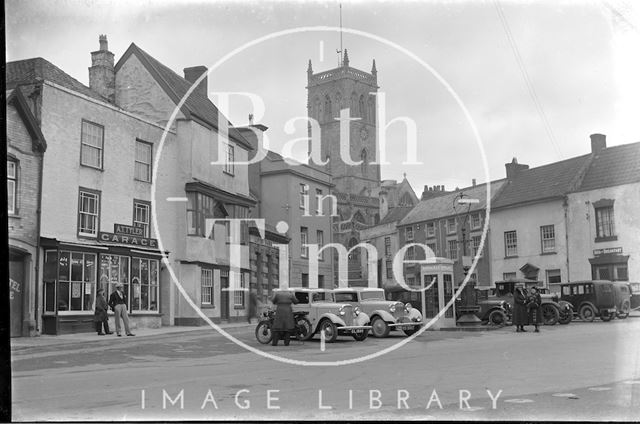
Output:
[99, 232, 158, 248]
[114, 223, 145, 237]
[593, 247, 623, 256]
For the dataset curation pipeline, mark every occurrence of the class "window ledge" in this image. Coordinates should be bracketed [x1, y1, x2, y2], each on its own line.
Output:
[233, 305, 245, 310]
[504, 255, 519, 259]
[8, 214, 21, 220]
[595, 236, 618, 243]
[201, 305, 215, 309]
[80, 164, 104, 172]
[223, 171, 235, 177]
[134, 178, 152, 184]
[540, 251, 557, 256]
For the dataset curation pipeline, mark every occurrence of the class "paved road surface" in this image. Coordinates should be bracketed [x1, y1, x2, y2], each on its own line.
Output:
[11, 316, 640, 421]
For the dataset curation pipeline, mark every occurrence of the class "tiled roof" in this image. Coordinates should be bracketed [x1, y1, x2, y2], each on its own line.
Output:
[492, 155, 591, 209]
[115, 43, 252, 150]
[6, 57, 106, 102]
[399, 180, 506, 226]
[379, 206, 413, 225]
[577, 142, 640, 192]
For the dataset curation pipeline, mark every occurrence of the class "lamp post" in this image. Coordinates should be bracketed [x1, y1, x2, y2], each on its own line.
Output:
[452, 192, 482, 326]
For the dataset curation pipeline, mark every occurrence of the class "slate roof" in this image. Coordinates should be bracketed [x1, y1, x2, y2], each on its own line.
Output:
[115, 43, 252, 150]
[378, 206, 413, 225]
[6, 57, 106, 102]
[576, 142, 640, 192]
[399, 180, 506, 226]
[491, 155, 591, 209]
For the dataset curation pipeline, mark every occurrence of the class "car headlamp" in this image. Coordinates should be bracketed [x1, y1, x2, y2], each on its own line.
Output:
[354, 306, 360, 316]
[389, 304, 396, 313]
[405, 302, 412, 312]
[339, 306, 346, 316]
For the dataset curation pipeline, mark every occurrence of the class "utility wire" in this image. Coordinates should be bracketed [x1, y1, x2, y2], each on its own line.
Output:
[494, 0, 562, 158]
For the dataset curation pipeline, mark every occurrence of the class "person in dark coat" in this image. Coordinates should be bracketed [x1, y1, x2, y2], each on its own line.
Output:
[270, 290, 299, 346]
[94, 288, 112, 335]
[108, 283, 135, 336]
[513, 284, 529, 332]
[527, 286, 542, 332]
[247, 291, 258, 324]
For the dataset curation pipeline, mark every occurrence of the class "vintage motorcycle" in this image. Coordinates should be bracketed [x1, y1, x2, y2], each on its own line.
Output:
[255, 309, 312, 344]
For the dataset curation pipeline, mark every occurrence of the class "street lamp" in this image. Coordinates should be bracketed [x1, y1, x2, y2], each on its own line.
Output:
[452, 192, 482, 326]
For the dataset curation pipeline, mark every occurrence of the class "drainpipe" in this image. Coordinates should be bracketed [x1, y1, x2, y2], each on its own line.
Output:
[563, 196, 570, 283]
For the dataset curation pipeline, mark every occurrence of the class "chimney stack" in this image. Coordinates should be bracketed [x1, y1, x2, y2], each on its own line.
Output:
[89, 35, 115, 103]
[505, 157, 529, 180]
[472, 178, 476, 187]
[183, 66, 208, 98]
[590, 133, 607, 154]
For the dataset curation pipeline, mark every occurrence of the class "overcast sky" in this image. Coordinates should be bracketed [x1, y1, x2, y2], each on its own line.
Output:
[6, 0, 640, 195]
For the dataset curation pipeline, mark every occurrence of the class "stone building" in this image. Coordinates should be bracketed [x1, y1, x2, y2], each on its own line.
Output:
[6, 88, 47, 337]
[306, 50, 381, 285]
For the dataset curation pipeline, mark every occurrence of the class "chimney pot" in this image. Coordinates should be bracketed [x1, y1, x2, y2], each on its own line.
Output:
[472, 178, 476, 187]
[590, 133, 606, 153]
[89, 35, 115, 103]
[505, 157, 529, 180]
[184, 66, 208, 98]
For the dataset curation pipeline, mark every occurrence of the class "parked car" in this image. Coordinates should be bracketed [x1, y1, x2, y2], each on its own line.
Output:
[332, 288, 424, 337]
[490, 279, 564, 325]
[629, 282, 640, 311]
[536, 287, 573, 324]
[611, 281, 632, 319]
[559, 280, 617, 322]
[460, 286, 512, 326]
[284, 288, 372, 342]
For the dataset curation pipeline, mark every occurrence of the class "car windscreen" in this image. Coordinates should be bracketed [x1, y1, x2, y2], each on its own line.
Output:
[334, 292, 358, 302]
[360, 291, 385, 301]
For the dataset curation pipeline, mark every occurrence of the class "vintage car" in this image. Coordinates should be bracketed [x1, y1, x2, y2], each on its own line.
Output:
[461, 287, 512, 326]
[559, 280, 618, 322]
[611, 281, 632, 319]
[332, 288, 424, 337]
[536, 287, 573, 324]
[629, 282, 640, 311]
[281, 288, 372, 342]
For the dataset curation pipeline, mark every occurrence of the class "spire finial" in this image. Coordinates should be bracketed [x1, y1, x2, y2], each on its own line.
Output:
[307, 59, 313, 79]
[371, 59, 377, 76]
[343, 49, 349, 67]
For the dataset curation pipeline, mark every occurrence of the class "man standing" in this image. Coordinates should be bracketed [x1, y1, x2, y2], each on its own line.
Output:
[108, 283, 135, 337]
[513, 283, 529, 333]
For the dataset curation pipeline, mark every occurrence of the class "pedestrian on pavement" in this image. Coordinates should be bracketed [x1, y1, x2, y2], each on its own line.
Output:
[513, 283, 529, 332]
[94, 288, 112, 335]
[527, 286, 542, 332]
[270, 290, 299, 346]
[108, 283, 135, 337]
[247, 291, 258, 324]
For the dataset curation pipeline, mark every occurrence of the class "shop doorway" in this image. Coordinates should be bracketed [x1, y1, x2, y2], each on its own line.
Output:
[9, 257, 25, 337]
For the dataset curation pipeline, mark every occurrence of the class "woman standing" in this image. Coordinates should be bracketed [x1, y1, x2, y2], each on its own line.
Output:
[527, 286, 542, 332]
[94, 288, 112, 335]
[270, 290, 299, 346]
[513, 284, 529, 332]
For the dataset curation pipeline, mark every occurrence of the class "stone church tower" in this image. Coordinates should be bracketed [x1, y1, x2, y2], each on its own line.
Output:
[306, 50, 381, 285]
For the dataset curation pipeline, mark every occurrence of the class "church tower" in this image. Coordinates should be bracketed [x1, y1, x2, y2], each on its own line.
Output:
[307, 50, 381, 285]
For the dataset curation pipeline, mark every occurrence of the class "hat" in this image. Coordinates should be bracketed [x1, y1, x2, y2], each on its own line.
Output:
[115, 283, 124, 288]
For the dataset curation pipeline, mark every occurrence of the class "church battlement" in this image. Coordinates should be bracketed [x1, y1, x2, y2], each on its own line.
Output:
[308, 66, 377, 87]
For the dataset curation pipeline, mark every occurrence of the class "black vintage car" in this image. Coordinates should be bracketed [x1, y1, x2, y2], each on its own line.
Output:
[630, 282, 640, 311]
[559, 280, 619, 322]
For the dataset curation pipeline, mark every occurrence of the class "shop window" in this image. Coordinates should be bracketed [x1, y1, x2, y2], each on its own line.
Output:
[201, 268, 213, 306]
[130, 257, 159, 312]
[57, 251, 96, 312]
[80, 120, 104, 169]
[7, 160, 17, 214]
[504, 231, 517, 257]
[100, 254, 130, 304]
[78, 188, 100, 237]
[134, 140, 152, 182]
[133, 200, 150, 237]
[540, 225, 555, 253]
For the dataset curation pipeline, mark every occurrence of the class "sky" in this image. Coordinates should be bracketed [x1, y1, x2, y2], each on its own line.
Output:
[6, 0, 640, 195]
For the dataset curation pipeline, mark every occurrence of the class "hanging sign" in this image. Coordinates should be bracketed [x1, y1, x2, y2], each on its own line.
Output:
[593, 247, 622, 256]
[114, 223, 145, 237]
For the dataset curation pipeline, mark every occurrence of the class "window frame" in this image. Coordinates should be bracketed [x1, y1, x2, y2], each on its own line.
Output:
[426, 222, 435, 238]
[447, 218, 457, 235]
[540, 225, 556, 253]
[80, 119, 104, 170]
[317, 230, 325, 261]
[134, 139, 153, 183]
[471, 213, 482, 230]
[133, 199, 151, 238]
[447, 239, 458, 260]
[7, 159, 17, 215]
[300, 227, 309, 258]
[504, 230, 518, 257]
[384, 237, 391, 257]
[472, 235, 483, 257]
[595, 205, 616, 240]
[315, 188, 323, 215]
[405, 226, 414, 242]
[299, 183, 309, 210]
[233, 272, 247, 308]
[201, 267, 214, 307]
[77, 187, 101, 238]
[56, 250, 97, 313]
[223, 142, 235, 176]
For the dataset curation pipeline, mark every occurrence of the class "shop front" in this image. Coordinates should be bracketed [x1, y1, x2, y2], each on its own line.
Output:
[41, 236, 164, 335]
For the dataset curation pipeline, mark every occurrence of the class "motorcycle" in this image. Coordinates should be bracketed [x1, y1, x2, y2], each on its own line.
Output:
[255, 309, 312, 344]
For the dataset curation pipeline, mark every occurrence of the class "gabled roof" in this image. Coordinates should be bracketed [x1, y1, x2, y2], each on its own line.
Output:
[6, 57, 106, 102]
[492, 155, 591, 209]
[378, 206, 414, 225]
[399, 180, 506, 226]
[6, 89, 47, 152]
[115, 43, 252, 151]
[576, 142, 640, 192]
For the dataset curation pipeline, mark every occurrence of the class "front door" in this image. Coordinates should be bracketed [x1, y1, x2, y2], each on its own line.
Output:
[220, 272, 229, 320]
[9, 259, 25, 337]
[440, 272, 456, 328]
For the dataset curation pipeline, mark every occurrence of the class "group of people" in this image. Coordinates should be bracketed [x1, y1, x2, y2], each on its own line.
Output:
[513, 284, 542, 333]
[93, 283, 135, 337]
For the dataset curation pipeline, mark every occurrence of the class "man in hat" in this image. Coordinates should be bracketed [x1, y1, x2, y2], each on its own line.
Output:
[108, 283, 135, 336]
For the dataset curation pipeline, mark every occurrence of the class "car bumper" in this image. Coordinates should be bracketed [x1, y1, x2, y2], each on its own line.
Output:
[338, 325, 372, 332]
[388, 322, 424, 328]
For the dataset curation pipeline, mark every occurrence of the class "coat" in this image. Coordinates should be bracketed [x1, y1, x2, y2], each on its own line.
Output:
[271, 291, 299, 331]
[94, 295, 109, 322]
[527, 292, 542, 325]
[512, 287, 529, 326]
[108, 290, 127, 311]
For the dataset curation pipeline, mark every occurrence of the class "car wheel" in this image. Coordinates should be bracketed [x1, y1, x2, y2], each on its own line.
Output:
[579, 304, 596, 322]
[352, 329, 369, 341]
[255, 321, 272, 344]
[295, 317, 313, 341]
[541, 304, 559, 325]
[600, 311, 613, 322]
[617, 301, 630, 319]
[320, 319, 338, 343]
[558, 310, 572, 325]
[488, 309, 507, 327]
[371, 316, 390, 338]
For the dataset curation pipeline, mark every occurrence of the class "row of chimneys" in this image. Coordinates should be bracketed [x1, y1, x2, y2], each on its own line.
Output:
[88, 35, 209, 103]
